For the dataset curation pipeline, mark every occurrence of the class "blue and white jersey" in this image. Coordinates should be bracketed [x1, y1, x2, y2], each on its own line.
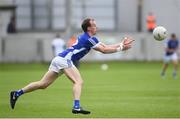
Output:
[165, 39, 179, 56]
[58, 32, 100, 61]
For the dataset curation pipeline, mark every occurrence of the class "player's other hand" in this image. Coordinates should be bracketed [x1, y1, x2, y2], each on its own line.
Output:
[121, 37, 135, 51]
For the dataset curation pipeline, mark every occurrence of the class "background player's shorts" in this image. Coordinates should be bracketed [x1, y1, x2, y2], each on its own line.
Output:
[163, 53, 178, 63]
[49, 56, 74, 73]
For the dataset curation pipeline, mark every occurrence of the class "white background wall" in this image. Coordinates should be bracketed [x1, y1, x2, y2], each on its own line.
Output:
[0, 33, 165, 63]
[13, 0, 180, 34]
[1, 0, 180, 62]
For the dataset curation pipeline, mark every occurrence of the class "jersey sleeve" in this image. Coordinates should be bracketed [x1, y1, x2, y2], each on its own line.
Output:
[87, 37, 100, 48]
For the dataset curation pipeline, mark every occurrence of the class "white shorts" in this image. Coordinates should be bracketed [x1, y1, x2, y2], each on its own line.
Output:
[163, 53, 178, 63]
[49, 56, 74, 73]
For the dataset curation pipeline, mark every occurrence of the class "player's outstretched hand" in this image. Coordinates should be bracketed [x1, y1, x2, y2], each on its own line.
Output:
[121, 37, 135, 51]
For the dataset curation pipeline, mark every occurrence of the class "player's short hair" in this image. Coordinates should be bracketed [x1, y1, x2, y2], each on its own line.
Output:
[81, 18, 94, 32]
[171, 33, 176, 38]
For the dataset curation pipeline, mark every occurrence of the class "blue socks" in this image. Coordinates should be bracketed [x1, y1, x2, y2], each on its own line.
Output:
[73, 100, 80, 109]
[173, 71, 177, 79]
[15, 89, 24, 97]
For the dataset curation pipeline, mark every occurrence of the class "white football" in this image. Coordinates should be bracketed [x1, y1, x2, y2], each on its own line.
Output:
[153, 26, 167, 41]
[101, 64, 108, 71]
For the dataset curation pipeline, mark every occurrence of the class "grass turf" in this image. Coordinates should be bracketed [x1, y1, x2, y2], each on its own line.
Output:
[0, 61, 179, 118]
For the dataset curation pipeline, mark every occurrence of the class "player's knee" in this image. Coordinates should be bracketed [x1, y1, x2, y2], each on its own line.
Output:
[77, 79, 83, 86]
[74, 79, 83, 86]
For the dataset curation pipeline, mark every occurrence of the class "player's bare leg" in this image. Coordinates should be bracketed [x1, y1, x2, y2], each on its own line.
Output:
[22, 71, 59, 92]
[63, 66, 90, 114]
[10, 70, 59, 109]
[64, 67, 83, 100]
[161, 63, 168, 78]
[172, 60, 178, 79]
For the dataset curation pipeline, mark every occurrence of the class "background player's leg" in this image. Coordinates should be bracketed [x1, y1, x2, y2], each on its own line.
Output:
[172, 60, 178, 79]
[161, 63, 168, 78]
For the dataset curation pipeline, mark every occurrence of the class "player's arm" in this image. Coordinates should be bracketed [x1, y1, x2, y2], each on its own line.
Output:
[178, 42, 180, 54]
[93, 42, 118, 54]
[166, 47, 177, 53]
[93, 37, 134, 54]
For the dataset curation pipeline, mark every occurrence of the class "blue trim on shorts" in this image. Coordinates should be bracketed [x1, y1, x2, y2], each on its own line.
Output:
[67, 59, 72, 67]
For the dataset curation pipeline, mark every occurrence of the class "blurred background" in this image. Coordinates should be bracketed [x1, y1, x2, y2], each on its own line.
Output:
[0, 0, 180, 62]
[1, 0, 180, 118]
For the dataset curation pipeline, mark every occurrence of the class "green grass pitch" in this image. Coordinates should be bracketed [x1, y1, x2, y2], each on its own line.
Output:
[0, 61, 179, 118]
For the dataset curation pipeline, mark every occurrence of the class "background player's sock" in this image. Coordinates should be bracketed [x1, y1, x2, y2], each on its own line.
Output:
[160, 71, 165, 77]
[173, 71, 177, 79]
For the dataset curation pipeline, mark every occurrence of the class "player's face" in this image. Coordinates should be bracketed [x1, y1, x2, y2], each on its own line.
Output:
[89, 20, 97, 35]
